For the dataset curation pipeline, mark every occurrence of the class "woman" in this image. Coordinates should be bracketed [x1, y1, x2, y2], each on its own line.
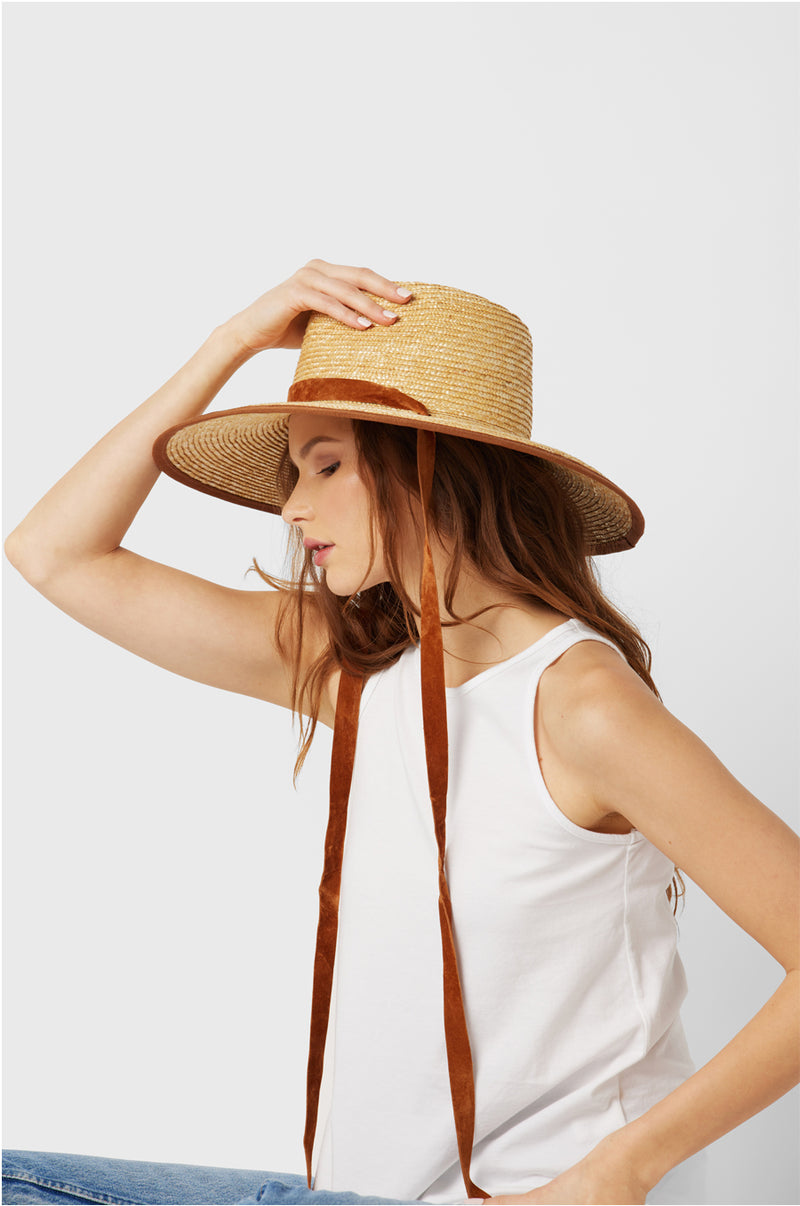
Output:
[3, 260, 798, 1206]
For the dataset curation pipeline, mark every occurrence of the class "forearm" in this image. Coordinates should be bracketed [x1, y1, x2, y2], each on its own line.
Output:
[5, 318, 255, 584]
[605, 968, 800, 1193]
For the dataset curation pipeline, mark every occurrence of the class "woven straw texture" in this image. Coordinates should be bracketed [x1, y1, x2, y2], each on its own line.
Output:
[155, 283, 643, 554]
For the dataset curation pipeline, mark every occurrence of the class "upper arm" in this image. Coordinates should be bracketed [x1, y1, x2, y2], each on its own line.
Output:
[16, 544, 333, 714]
[545, 644, 800, 974]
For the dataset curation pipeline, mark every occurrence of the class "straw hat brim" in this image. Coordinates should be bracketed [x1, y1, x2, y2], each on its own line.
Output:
[154, 399, 644, 556]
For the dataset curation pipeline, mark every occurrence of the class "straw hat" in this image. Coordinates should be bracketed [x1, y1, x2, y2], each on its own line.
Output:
[153, 282, 643, 554]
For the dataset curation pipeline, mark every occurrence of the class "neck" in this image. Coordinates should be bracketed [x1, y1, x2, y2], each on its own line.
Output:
[403, 539, 568, 688]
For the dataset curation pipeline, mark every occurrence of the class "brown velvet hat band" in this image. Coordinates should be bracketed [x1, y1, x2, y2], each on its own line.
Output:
[288, 375, 431, 416]
[302, 388, 484, 1199]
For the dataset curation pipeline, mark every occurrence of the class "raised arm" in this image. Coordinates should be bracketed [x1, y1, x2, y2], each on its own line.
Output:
[5, 260, 411, 722]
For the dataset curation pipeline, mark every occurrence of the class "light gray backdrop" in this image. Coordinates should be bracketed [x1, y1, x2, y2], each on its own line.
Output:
[3, 4, 798, 1204]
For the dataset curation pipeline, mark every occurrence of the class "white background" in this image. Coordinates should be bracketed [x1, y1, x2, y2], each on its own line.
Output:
[3, 3, 798, 1204]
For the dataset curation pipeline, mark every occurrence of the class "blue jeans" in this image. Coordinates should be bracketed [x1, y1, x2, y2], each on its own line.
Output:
[1, 1151, 418, 1205]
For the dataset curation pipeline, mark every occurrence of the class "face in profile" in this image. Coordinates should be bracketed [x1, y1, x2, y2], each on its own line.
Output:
[283, 412, 391, 597]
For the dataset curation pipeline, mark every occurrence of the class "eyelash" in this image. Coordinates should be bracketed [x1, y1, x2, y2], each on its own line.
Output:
[317, 462, 341, 477]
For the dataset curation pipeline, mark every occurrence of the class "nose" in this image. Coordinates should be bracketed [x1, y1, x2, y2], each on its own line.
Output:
[281, 482, 314, 527]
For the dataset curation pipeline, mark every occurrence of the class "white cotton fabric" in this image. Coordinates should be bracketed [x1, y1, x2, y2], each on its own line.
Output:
[311, 619, 701, 1204]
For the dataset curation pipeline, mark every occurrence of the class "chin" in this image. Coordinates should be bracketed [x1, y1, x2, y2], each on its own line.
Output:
[324, 566, 389, 598]
[323, 570, 361, 599]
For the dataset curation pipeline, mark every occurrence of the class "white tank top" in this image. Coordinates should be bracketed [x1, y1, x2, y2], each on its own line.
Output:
[311, 619, 700, 1203]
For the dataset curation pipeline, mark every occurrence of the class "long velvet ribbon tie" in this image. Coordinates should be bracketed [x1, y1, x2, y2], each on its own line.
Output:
[303, 668, 363, 1187]
[416, 429, 485, 1200]
[303, 426, 485, 1200]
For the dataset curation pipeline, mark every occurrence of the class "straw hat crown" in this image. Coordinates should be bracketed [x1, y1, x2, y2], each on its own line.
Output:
[292, 282, 534, 442]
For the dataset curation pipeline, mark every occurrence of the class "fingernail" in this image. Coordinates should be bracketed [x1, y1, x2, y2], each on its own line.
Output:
[357, 316, 372, 327]
[383, 310, 399, 319]
[396, 286, 412, 298]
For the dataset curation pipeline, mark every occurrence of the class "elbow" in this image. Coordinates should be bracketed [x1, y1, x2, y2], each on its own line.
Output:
[4, 525, 57, 590]
[5, 525, 28, 574]
[6, 525, 115, 593]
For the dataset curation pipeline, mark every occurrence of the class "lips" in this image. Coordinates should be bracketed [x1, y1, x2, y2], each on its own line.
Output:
[303, 537, 335, 568]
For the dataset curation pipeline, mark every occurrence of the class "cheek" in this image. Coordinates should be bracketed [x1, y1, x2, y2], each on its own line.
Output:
[337, 475, 375, 542]
[338, 482, 390, 584]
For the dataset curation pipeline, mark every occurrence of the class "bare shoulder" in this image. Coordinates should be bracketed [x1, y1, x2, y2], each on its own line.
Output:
[534, 638, 661, 833]
[538, 637, 658, 734]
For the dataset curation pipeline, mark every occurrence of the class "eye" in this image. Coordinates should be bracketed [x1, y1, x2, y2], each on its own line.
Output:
[317, 461, 341, 477]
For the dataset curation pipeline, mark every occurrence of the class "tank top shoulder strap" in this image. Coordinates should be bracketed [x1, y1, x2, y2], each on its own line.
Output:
[532, 618, 627, 674]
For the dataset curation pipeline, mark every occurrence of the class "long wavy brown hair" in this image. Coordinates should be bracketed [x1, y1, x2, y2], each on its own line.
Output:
[254, 418, 684, 911]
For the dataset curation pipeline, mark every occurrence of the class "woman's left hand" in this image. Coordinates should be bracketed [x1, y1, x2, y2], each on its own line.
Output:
[481, 1141, 648, 1205]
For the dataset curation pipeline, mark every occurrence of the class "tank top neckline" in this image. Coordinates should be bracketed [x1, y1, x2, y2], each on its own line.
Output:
[436, 616, 582, 694]
[360, 619, 611, 718]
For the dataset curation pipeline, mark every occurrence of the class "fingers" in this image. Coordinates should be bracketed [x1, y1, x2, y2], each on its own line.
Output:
[298, 259, 413, 330]
[305, 258, 412, 306]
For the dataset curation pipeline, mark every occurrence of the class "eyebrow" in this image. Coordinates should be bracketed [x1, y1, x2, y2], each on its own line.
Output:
[294, 435, 343, 462]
